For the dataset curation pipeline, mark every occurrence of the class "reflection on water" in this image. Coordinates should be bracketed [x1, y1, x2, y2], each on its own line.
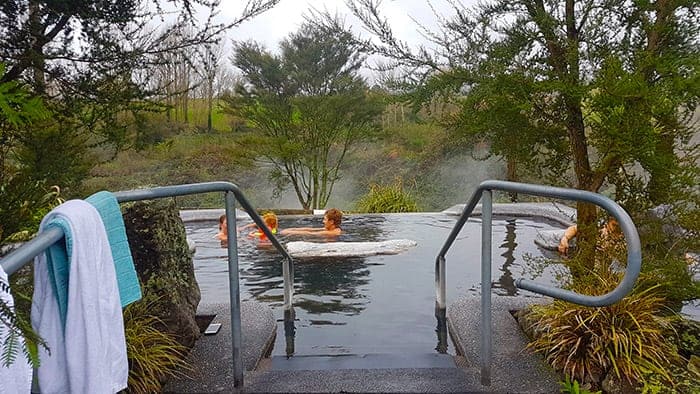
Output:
[495, 219, 518, 295]
[186, 213, 563, 356]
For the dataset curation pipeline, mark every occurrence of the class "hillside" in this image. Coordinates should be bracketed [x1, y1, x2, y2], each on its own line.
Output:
[82, 117, 506, 212]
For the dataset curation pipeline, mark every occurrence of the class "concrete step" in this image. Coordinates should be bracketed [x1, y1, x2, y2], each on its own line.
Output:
[264, 352, 458, 371]
[243, 363, 483, 393]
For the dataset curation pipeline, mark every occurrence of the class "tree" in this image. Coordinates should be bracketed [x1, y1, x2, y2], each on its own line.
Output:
[342, 0, 699, 264]
[0, 64, 56, 368]
[0, 0, 280, 194]
[197, 41, 226, 132]
[222, 22, 382, 210]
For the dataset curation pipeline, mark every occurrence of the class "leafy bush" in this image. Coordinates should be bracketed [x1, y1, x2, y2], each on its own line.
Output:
[559, 376, 601, 394]
[123, 300, 191, 394]
[0, 276, 46, 369]
[524, 271, 682, 390]
[355, 178, 419, 213]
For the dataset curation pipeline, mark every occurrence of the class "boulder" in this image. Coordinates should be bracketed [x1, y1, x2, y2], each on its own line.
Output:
[601, 370, 637, 394]
[122, 199, 201, 348]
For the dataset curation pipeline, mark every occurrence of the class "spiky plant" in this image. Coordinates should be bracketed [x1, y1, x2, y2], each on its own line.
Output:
[525, 270, 681, 389]
[356, 178, 419, 213]
[123, 300, 192, 394]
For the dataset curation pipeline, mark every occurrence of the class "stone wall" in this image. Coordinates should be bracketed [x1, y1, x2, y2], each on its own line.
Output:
[123, 198, 201, 348]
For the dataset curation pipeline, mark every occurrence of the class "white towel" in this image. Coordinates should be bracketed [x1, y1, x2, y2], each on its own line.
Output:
[0, 265, 32, 394]
[31, 200, 128, 393]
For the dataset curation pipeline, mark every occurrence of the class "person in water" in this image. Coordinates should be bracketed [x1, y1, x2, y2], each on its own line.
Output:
[247, 212, 278, 241]
[281, 208, 342, 237]
[215, 214, 228, 241]
[216, 212, 279, 242]
[558, 218, 622, 255]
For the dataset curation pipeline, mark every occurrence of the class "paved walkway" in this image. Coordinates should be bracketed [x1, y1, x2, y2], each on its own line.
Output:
[164, 295, 560, 393]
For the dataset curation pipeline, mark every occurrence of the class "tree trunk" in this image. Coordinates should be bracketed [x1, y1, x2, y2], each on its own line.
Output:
[567, 98, 598, 272]
[207, 79, 213, 132]
[506, 157, 518, 202]
[28, 0, 45, 94]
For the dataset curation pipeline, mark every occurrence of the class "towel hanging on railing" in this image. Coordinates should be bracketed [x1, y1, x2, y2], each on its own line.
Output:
[86, 191, 141, 307]
[31, 200, 128, 393]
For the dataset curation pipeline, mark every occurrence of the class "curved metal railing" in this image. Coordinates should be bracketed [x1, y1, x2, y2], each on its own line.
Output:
[0, 181, 294, 388]
[435, 180, 641, 386]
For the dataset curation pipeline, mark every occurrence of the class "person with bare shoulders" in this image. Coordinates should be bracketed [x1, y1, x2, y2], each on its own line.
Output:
[558, 218, 622, 255]
[215, 214, 229, 242]
[281, 208, 343, 237]
[247, 212, 279, 241]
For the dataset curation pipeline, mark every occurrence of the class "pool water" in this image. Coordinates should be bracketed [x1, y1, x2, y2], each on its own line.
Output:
[186, 213, 563, 356]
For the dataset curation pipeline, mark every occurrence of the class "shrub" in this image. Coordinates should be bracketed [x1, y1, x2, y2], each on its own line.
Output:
[0, 181, 60, 369]
[355, 178, 420, 213]
[559, 376, 601, 394]
[524, 270, 682, 390]
[123, 299, 191, 394]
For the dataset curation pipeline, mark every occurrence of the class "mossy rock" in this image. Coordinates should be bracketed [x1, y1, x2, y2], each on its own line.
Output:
[123, 198, 201, 348]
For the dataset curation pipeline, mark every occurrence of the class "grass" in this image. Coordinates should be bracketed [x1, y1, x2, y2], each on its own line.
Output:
[355, 178, 420, 213]
[123, 299, 192, 394]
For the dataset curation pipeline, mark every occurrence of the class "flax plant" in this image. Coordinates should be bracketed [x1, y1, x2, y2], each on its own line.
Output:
[123, 300, 192, 394]
[525, 270, 681, 389]
[356, 178, 419, 213]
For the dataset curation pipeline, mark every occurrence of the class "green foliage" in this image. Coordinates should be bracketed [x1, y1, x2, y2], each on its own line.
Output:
[0, 276, 47, 369]
[638, 361, 700, 394]
[223, 21, 383, 210]
[123, 299, 191, 394]
[81, 132, 253, 206]
[381, 122, 444, 157]
[448, 70, 569, 184]
[612, 165, 700, 307]
[525, 271, 683, 390]
[356, 178, 419, 213]
[0, 179, 62, 245]
[0, 63, 56, 370]
[0, 64, 47, 129]
[559, 376, 600, 394]
[346, 0, 699, 258]
[13, 123, 94, 195]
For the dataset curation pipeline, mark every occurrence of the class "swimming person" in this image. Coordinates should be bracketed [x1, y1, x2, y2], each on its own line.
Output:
[281, 208, 342, 237]
[217, 212, 280, 244]
[248, 212, 279, 241]
[215, 214, 228, 241]
[558, 218, 622, 255]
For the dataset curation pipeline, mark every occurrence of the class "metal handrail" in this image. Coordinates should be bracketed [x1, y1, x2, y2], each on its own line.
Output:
[435, 180, 641, 386]
[0, 181, 294, 388]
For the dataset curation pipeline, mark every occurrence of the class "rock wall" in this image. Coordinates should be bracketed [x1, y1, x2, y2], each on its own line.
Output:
[123, 198, 201, 348]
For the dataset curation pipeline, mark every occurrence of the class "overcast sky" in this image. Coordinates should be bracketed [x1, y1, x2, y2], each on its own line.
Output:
[217, 0, 447, 51]
[201, 0, 476, 81]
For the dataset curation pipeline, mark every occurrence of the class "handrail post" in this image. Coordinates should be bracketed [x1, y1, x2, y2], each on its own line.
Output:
[283, 257, 293, 310]
[0, 181, 296, 391]
[480, 190, 492, 386]
[436, 255, 446, 309]
[224, 191, 244, 387]
[435, 180, 642, 387]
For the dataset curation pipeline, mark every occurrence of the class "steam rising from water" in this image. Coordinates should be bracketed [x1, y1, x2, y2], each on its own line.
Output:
[236, 152, 505, 211]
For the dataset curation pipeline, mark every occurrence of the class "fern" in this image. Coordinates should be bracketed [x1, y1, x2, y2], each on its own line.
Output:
[1, 327, 20, 367]
[0, 277, 46, 368]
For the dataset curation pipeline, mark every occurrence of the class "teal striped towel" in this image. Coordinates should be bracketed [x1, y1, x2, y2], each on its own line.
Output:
[86, 191, 142, 307]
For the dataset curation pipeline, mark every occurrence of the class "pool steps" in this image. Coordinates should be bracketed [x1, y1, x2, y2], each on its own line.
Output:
[164, 295, 559, 393]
